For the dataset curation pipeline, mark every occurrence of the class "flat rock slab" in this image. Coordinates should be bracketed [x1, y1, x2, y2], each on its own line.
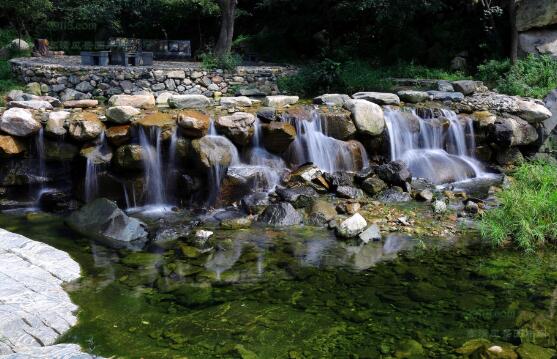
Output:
[0, 228, 94, 357]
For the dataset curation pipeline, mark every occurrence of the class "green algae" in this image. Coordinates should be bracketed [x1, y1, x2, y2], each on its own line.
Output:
[1, 212, 557, 358]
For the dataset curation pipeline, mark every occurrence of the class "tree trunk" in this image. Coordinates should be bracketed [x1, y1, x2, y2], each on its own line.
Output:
[510, 0, 518, 64]
[214, 0, 236, 57]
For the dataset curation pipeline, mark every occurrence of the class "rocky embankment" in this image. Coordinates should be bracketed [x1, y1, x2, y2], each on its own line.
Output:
[0, 228, 95, 358]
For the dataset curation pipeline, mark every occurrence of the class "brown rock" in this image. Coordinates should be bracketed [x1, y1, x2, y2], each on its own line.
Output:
[106, 125, 131, 146]
[0, 135, 25, 157]
[63, 99, 99, 108]
[177, 110, 210, 138]
[261, 121, 297, 154]
[136, 112, 176, 141]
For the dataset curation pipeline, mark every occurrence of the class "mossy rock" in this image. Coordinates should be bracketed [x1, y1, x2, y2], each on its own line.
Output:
[407, 282, 450, 303]
[393, 339, 425, 358]
[516, 343, 555, 359]
[121, 252, 162, 268]
[172, 283, 213, 307]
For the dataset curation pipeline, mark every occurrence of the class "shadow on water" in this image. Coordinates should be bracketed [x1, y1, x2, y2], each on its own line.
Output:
[1, 211, 556, 358]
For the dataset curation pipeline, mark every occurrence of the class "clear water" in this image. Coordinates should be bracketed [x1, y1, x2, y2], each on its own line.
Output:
[1, 211, 556, 358]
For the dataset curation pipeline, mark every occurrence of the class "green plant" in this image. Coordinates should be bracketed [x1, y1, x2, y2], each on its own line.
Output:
[199, 51, 242, 71]
[477, 55, 557, 99]
[480, 160, 557, 252]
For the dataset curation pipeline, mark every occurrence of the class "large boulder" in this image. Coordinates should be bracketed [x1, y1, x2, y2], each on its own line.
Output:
[8, 38, 30, 51]
[106, 125, 131, 146]
[516, 0, 557, 32]
[136, 112, 176, 141]
[44, 111, 70, 137]
[452, 80, 482, 95]
[68, 113, 104, 142]
[397, 90, 430, 104]
[177, 110, 211, 138]
[215, 112, 256, 146]
[169, 95, 211, 109]
[491, 116, 539, 147]
[258, 202, 303, 226]
[377, 160, 411, 187]
[336, 213, 367, 238]
[106, 106, 141, 124]
[263, 95, 299, 107]
[261, 121, 297, 153]
[519, 29, 557, 58]
[108, 94, 155, 109]
[114, 144, 144, 170]
[352, 92, 400, 106]
[319, 110, 357, 140]
[0, 108, 41, 137]
[0, 135, 25, 157]
[516, 98, 552, 123]
[313, 94, 351, 106]
[8, 100, 53, 110]
[66, 198, 148, 250]
[191, 135, 238, 169]
[343, 99, 385, 136]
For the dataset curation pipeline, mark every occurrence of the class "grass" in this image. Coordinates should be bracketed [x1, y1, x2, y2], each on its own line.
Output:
[477, 54, 557, 99]
[278, 59, 467, 97]
[480, 160, 557, 252]
[0, 28, 28, 106]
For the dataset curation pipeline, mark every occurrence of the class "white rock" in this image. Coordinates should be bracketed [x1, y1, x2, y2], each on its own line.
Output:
[0, 108, 41, 137]
[195, 230, 214, 241]
[343, 99, 385, 136]
[108, 94, 155, 109]
[0, 344, 97, 358]
[352, 92, 401, 106]
[168, 95, 211, 109]
[313, 94, 351, 106]
[8, 39, 29, 51]
[166, 70, 186, 79]
[516, 98, 552, 123]
[45, 111, 70, 136]
[155, 92, 174, 107]
[105, 106, 141, 124]
[337, 213, 368, 238]
[220, 96, 253, 108]
[62, 99, 99, 109]
[359, 224, 381, 243]
[8, 100, 53, 111]
[263, 95, 299, 107]
[433, 200, 447, 213]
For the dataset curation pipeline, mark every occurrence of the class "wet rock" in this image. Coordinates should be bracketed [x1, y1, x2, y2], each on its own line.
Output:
[0, 108, 41, 137]
[437, 80, 454, 92]
[359, 224, 381, 243]
[336, 213, 367, 238]
[455, 339, 492, 357]
[276, 186, 318, 208]
[465, 200, 479, 214]
[39, 191, 79, 213]
[313, 94, 351, 106]
[0, 135, 25, 157]
[259, 202, 303, 226]
[319, 110, 357, 140]
[256, 107, 277, 122]
[352, 92, 401, 106]
[215, 112, 256, 146]
[360, 176, 387, 196]
[44, 140, 79, 161]
[68, 112, 104, 142]
[516, 98, 552, 123]
[177, 110, 210, 138]
[397, 90, 430, 104]
[344, 99, 385, 136]
[337, 201, 361, 215]
[241, 192, 270, 214]
[516, 343, 555, 359]
[106, 125, 131, 146]
[308, 199, 337, 225]
[263, 95, 299, 107]
[393, 339, 425, 359]
[261, 121, 297, 154]
[432, 200, 447, 213]
[427, 91, 464, 102]
[45, 111, 70, 137]
[62, 99, 98, 109]
[220, 217, 253, 230]
[220, 96, 253, 108]
[290, 164, 324, 184]
[336, 185, 363, 199]
[452, 80, 481, 95]
[80, 145, 113, 165]
[108, 94, 156, 109]
[195, 229, 213, 242]
[8, 100, 53, 110]
[377, 160, 411, 187]
[66, 198, 148, 250]
[323, 171, 355, 190]
[377, 187, 412, 202]
[136, 112, 176, 140]
[106, 106, 141, 124]
[114, 144, 144, 170]
[169, 94, 211, 109]
[191, 136, 238, 169]
[496, 147, 524, 166]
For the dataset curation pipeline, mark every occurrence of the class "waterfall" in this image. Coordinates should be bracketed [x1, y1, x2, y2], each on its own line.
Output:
[35, 128, 46, 181]
[138, 127, 166, 207]
[286, 109, 368, 173]
[84, 132, 108, 202]
[384, 108, 485, 184]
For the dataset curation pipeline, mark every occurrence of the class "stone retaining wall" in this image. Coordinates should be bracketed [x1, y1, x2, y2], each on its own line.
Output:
[9, 57, 296, 101]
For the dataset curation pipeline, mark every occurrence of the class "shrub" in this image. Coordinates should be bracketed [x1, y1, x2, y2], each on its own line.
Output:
[477, 55, 557, 99]
[199, 51, 242, 71]
[480, 160, 557, 252]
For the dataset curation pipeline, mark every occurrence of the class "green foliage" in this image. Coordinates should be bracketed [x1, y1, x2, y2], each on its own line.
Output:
[480, 161, 557, 252]
[199, 51, 242, 71]
[477, 55, 557, 99]
[278, 60, 466, 97]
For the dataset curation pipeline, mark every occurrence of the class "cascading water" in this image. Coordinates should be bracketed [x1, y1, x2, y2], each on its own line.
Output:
[32, 128, 49, 202]
[286, 109, 369, 173]
[138, 127, 167, 208]
[84, 132, 108, 202]
[384, 108, 486, 184]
